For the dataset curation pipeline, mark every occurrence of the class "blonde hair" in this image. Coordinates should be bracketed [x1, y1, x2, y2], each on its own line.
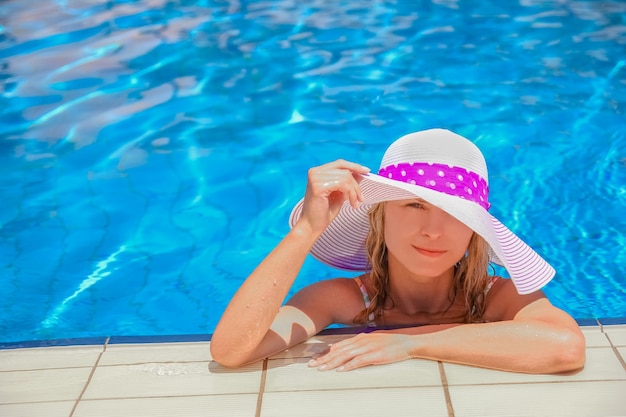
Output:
[354, 202, 492, 325]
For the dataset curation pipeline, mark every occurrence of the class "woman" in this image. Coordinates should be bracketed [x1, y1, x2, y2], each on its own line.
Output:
[210, 128, 585, 373]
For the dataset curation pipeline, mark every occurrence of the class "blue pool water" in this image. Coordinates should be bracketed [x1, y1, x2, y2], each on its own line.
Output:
[0, 0, 625, 343]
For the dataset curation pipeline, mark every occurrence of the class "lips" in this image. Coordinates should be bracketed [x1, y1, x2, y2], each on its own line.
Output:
[414, 246, 446, 257]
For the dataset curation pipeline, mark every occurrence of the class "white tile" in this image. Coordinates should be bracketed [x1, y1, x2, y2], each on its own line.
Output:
[260, 387, 449, 417]
[603, 324, 626, 331]
[99, 342, 212, 366]
[265, 357, 441, 392]
[0, 345, 102, 371]
[82, 361, 262, 399]
[449, 381, 626, 417]
[73, 394, 258, 417]
[0, 367, 93, 404]
[605, 325, 626, 347]
[443, 347, 625, 386]
[0, 401, 75, 417]
[580, 326, 611, 348]
[617, 347, 626, 367]
[581, 347, 626, 379]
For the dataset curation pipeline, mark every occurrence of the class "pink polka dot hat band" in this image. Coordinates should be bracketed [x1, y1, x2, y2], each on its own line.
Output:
[378, 162, 491, 210]
[289, 128, 555, 295]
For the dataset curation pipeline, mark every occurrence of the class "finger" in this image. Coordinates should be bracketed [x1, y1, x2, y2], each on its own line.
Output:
[327, 334, 366, 352]
[313, 351, 358, 371]
[348, 186, 359, 209]
[327, 159, 371, 175]
[308, 161, 367, 197]
[341, 161, 369, 203]
[327, 177, 362, 211]
[319, 345, 384, 372]
[309, 339, 367, 370]
[349, 174, 365, 207]
[354, 175, 365, 203]
[328, 172, 362, 209]
[307, 348, 346, 370]
[310, 171, 353, 197]
[336, 351, 382, 371]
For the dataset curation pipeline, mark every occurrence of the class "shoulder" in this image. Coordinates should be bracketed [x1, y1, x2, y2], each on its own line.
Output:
[293, 277, 364, 297]
[286, 276, 369, 325]
[483, 277, 547, 321]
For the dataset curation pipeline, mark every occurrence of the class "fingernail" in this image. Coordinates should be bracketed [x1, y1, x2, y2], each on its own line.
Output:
[307, 359, 317, 367]
[317, 364, 327, 371]
[336, 366, 345, 372]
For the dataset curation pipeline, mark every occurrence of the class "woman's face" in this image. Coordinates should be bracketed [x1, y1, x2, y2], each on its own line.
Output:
[383, 199, 473, 278]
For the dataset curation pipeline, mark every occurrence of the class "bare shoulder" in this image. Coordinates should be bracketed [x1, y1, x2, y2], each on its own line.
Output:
[483, 277, 583, 343]
[483, 277, 547, 321]
[286, 276, 368, 326]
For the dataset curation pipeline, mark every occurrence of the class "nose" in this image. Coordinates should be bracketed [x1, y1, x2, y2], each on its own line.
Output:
[420, 206, 448, 239]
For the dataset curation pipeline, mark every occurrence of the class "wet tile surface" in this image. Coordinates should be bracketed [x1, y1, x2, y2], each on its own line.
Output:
[260, 387, 449, 417]
[449, 381, 626, 417]
[265, 357, 441, 392]
[98, 342, 212, 366]
[73, 395, 259, 417]
[82, 361, 263, 399]
[0, 367, 93, 404]
[0, 345, 103, 371]
[605, 325, 626, 347]
[0, 325, 624, 416]
[0, 401, 76, 417]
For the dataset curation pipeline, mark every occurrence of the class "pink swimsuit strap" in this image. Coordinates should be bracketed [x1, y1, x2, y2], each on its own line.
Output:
[354, 276, 376, 327]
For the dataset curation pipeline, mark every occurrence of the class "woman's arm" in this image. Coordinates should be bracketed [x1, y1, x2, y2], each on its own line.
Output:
[210, 160, 370, 367]
[210, 224, 319, 367]
[309, 281, 586, 374]
[410, 298, 585, 373]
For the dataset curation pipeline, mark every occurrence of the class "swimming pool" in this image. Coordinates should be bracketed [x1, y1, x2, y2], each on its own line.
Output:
[1, 0, 625, 343]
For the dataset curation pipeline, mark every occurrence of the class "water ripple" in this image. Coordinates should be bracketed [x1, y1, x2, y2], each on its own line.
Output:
[1, 0, 625, 341]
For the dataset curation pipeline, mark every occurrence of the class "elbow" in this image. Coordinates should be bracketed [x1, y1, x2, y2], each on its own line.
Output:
[552, 329, 586, 373]
[210, 339, 249, 368]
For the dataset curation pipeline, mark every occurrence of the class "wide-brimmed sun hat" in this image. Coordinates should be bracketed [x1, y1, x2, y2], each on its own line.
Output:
[289, 128, 555, 295]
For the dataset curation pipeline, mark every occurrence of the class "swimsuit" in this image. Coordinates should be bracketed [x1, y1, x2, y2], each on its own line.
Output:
[353, 276, 377, 327]
[353, 276, 500, 327]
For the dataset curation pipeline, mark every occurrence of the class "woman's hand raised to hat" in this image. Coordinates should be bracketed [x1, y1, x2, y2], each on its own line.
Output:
[298, 160, 370, 236]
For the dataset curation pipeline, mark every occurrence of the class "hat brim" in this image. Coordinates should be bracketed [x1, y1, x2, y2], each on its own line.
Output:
[289, 173, 554, 295]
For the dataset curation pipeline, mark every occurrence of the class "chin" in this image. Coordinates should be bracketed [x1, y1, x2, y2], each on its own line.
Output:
[407, 265, 454, 279]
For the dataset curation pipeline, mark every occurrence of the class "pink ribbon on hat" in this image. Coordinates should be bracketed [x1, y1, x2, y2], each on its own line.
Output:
[378, 162, 491, 210]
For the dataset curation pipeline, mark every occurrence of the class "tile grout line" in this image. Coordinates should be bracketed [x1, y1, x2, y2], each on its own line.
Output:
[68, 337, 110, 417]
[255, 358, 268, 417]
[438, 361, 455, 417]
[603, 332, 626, 372]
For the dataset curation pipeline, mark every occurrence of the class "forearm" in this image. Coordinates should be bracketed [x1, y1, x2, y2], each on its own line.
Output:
[399, 321, 585, 373]
[211, 223, 319, 364]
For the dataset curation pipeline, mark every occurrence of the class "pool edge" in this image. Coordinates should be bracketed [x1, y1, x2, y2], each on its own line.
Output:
[1, 317, 625, 350]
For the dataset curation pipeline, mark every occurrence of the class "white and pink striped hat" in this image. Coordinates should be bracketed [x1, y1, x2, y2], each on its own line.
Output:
[289, 128, 555, 295]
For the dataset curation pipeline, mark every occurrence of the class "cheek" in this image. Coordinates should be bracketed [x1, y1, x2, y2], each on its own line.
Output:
[384, 205, 415, 233]
[450, 224, 474, 254]
[458, 225, 473, 242]
[383, 213, 411, 251]
[383, 218, 401, 247]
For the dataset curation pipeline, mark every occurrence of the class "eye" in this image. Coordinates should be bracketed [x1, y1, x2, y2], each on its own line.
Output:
[407, 202, 425, 209]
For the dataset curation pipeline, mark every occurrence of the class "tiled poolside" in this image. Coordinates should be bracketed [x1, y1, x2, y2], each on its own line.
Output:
[1, 323, 624, 417]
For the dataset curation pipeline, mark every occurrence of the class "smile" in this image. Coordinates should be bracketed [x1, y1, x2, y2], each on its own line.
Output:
[414, 247, 446, 257]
